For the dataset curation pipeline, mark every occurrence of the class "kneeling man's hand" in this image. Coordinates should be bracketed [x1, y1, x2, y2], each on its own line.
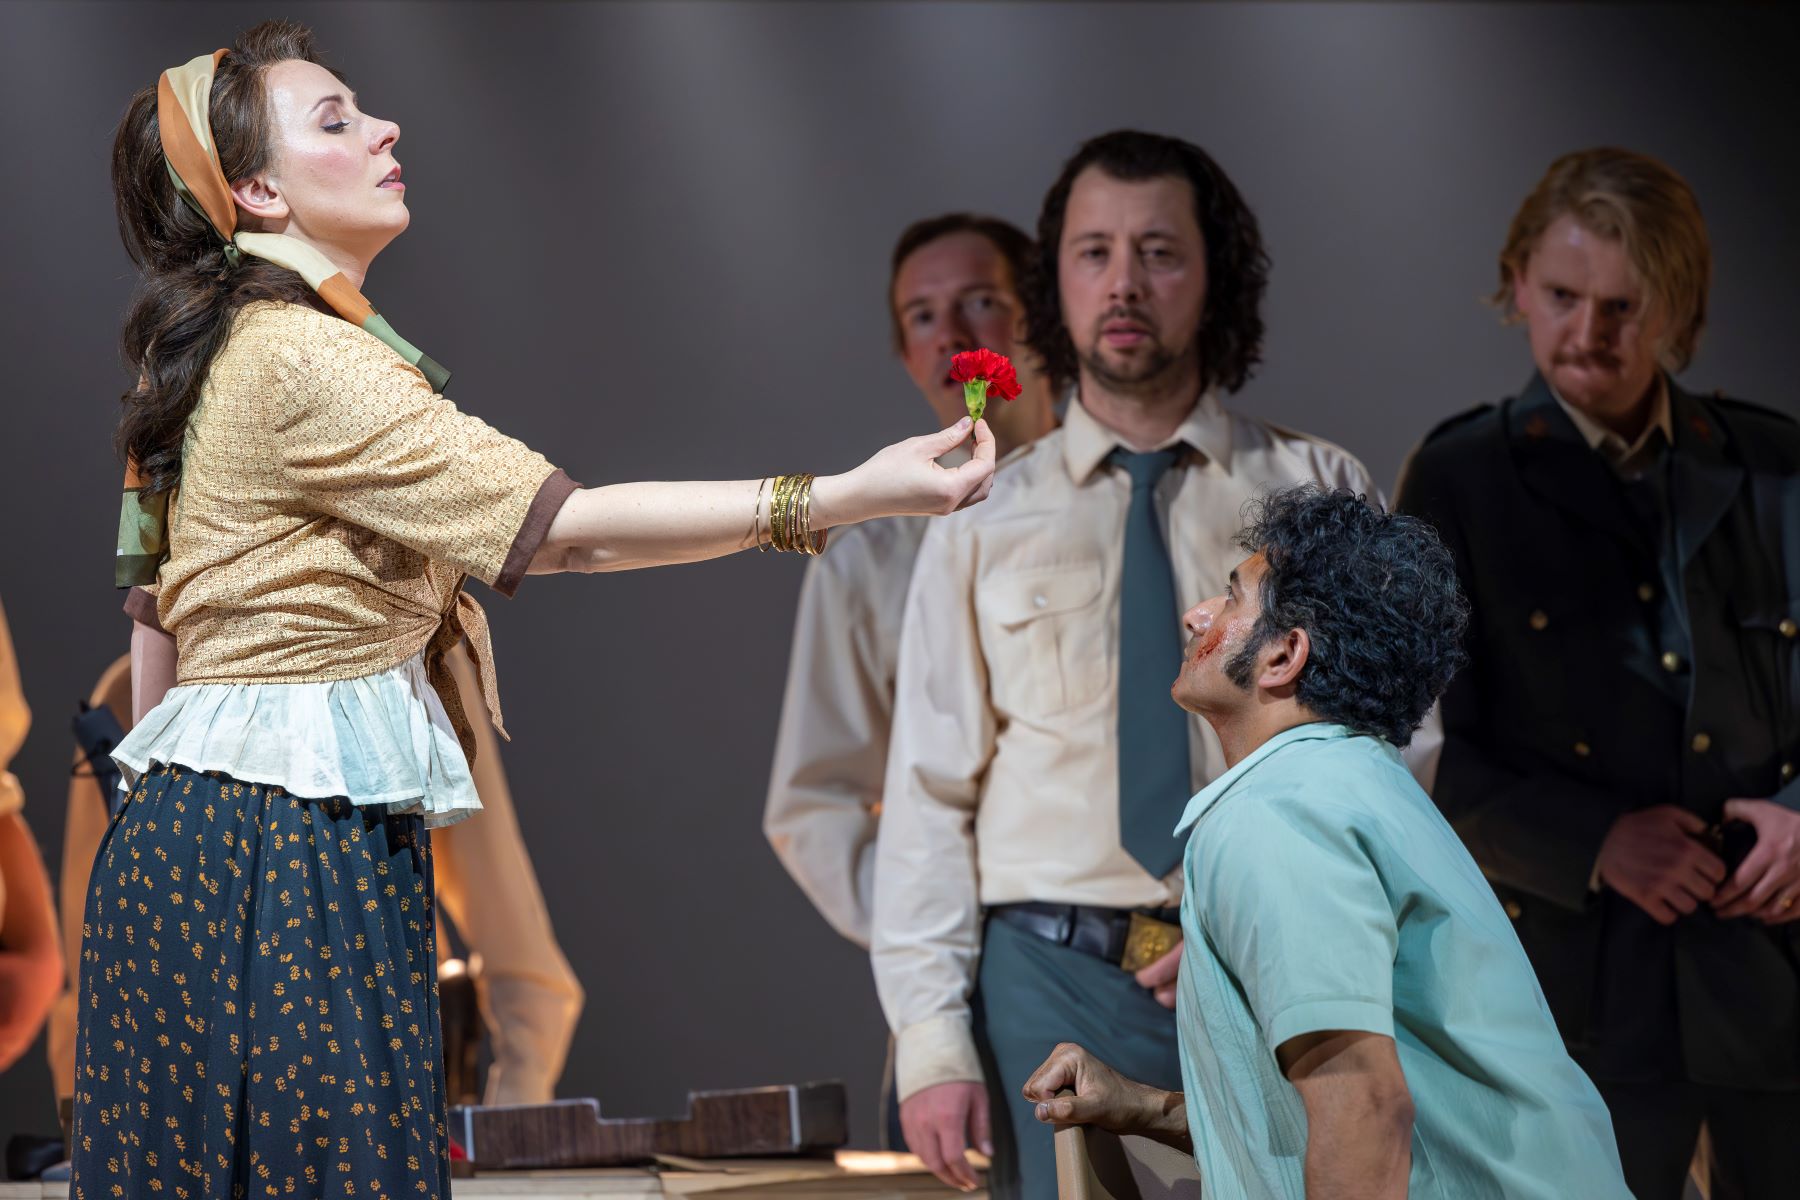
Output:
[1022, 1042, 1189, 1148]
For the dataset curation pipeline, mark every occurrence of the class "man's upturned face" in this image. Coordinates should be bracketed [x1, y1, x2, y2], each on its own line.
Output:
[1514, 214, 1670, 430]
[1058, 166, 1207, 393]
[894, 231, 1029, 429]
[1171, 553, 1267, 715]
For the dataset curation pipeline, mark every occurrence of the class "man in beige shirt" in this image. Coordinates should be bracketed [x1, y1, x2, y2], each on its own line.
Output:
[765, 213, 1055, 948]
[871, 131, 1377, 1198]
[764, 213, 1055, 1146]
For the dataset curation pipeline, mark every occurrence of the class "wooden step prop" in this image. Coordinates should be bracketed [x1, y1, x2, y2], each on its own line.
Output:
[450, 1081, 849, 1170]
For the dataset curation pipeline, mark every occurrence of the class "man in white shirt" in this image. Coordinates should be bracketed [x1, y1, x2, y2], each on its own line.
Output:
[871, 130, 1376, 1197]
[763, 213, 1055, 1144]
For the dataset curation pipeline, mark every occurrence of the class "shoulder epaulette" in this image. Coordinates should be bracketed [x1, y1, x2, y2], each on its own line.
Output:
[1707, 390, 1798, 428]
[1420, 403, 1496, 446]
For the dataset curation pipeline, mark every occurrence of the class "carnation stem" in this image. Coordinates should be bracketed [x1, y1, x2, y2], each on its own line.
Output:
[963, 379, 990, 423]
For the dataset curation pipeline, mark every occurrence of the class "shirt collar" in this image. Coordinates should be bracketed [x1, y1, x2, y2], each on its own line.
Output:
[1173, 721, 1351, 836]
[1062, 388, 1232, 484]
[1549, 374, 1673, 474]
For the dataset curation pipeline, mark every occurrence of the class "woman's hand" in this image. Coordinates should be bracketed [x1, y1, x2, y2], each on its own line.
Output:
[810, 417, 996, 529]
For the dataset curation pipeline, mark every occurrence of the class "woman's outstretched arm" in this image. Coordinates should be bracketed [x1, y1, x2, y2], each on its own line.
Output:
[530, 418, 995, 574]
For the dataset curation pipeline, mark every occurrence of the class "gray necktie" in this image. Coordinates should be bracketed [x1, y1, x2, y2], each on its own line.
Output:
[1112, 447, 1192, 879]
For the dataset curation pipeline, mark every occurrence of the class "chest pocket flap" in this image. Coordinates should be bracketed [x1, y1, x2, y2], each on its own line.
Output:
[979, 561, 1108, 720]
[983, 562, 1106, 627]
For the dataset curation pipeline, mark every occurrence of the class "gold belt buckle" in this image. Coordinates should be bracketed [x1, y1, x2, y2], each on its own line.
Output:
[1119, 912, 1181, 973]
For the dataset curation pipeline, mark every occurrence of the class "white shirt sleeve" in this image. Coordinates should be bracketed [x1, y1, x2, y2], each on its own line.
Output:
[872, 517, 996, 1099]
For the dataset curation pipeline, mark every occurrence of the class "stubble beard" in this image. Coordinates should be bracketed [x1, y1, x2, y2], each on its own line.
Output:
[1078, 332, 1198, 399]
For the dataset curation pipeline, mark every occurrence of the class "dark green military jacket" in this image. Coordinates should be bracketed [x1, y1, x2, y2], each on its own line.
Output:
[1398, 372, 1800, 1088]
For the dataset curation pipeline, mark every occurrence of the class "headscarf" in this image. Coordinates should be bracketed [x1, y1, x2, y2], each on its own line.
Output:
[117, 49, 449, 588]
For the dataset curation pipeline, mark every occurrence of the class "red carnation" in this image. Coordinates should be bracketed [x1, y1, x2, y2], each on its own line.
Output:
[949, 348, 1021, 421]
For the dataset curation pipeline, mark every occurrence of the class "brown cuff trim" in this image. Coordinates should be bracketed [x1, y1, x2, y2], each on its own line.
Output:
[123, 586, 165, 633]
[495, 468, 581, 598]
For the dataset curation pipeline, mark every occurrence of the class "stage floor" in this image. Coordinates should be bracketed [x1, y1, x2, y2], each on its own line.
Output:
[0, 1152, 983, 1198]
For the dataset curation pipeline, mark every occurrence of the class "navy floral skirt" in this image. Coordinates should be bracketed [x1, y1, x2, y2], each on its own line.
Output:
[71, 763, 450, 1200]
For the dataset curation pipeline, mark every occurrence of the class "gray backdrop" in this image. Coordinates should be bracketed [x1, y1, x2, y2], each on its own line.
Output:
[2, 0, 1796, 1147]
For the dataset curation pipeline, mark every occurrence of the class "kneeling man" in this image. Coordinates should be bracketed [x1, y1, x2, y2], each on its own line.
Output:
[1024, 487, 1629, 1198]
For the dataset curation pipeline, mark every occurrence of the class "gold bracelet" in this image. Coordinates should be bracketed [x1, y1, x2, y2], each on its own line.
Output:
[771, 473, 795, 553]
[782, 473, 801, 553]
[796, 474, 812, 555]
[798, 473, 820, 556]
[757, 473, 831, 555]
[749, 476, 770, 552]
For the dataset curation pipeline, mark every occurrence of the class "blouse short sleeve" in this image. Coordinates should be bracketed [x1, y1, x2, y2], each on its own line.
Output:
[267, 311, 577, 594]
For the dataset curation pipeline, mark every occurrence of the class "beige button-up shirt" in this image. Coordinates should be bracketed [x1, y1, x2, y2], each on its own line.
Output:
[763, 515, 930, 947]
[872, 394, 1377, 1100]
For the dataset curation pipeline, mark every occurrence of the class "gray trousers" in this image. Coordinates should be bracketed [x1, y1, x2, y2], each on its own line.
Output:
[974, 915, 1185, 1200]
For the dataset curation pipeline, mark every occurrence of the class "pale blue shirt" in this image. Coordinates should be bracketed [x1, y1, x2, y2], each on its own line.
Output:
[1172, 723, 1629, 1198]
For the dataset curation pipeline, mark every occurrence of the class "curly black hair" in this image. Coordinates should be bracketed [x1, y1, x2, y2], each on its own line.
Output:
[1224, 486, 1469, 747]
[1024, 129, 1270, 396]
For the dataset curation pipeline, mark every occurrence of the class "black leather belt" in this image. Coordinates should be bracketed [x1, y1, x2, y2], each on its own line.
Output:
[986, 901, 1182, 972]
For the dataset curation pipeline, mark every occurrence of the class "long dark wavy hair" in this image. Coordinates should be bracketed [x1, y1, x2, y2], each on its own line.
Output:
[113, 20, 333, 497]
[1024, 129, 1270, 396]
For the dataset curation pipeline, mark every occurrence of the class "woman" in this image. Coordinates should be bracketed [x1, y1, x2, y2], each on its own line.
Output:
[77, 20, 994, 1198]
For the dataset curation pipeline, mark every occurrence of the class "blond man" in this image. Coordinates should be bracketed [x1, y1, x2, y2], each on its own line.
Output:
[1397, 147, 1800, 1199]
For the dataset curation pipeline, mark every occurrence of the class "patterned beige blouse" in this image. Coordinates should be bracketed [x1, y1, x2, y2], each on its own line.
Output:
[119, 301, 577, 811]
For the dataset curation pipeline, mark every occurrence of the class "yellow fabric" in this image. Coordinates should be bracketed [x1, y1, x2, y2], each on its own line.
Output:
[150, 302, 560, 693]
[49, 655, 132, 1101]
[0, 596, 27, 818]
[435, 648, 584, 1105]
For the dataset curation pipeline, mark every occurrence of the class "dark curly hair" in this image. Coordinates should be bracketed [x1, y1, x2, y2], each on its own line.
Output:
[1024, 129, 1269, 396]
[1225, 486, 1468, 747]
[113, 20, 335, 498]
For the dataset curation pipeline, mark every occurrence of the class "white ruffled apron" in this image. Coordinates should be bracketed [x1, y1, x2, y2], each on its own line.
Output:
[111, 649, 482, 827]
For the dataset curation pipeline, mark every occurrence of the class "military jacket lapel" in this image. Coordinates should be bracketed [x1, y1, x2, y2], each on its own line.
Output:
[1668, 384, 1746, 571]
[1506, 374, 1651, 556]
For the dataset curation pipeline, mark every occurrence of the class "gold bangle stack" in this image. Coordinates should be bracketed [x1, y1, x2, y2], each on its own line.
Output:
[754, 473, 828, 555]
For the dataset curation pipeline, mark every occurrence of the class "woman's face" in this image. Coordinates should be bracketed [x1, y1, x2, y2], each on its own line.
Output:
[239, 58, 409, 261]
